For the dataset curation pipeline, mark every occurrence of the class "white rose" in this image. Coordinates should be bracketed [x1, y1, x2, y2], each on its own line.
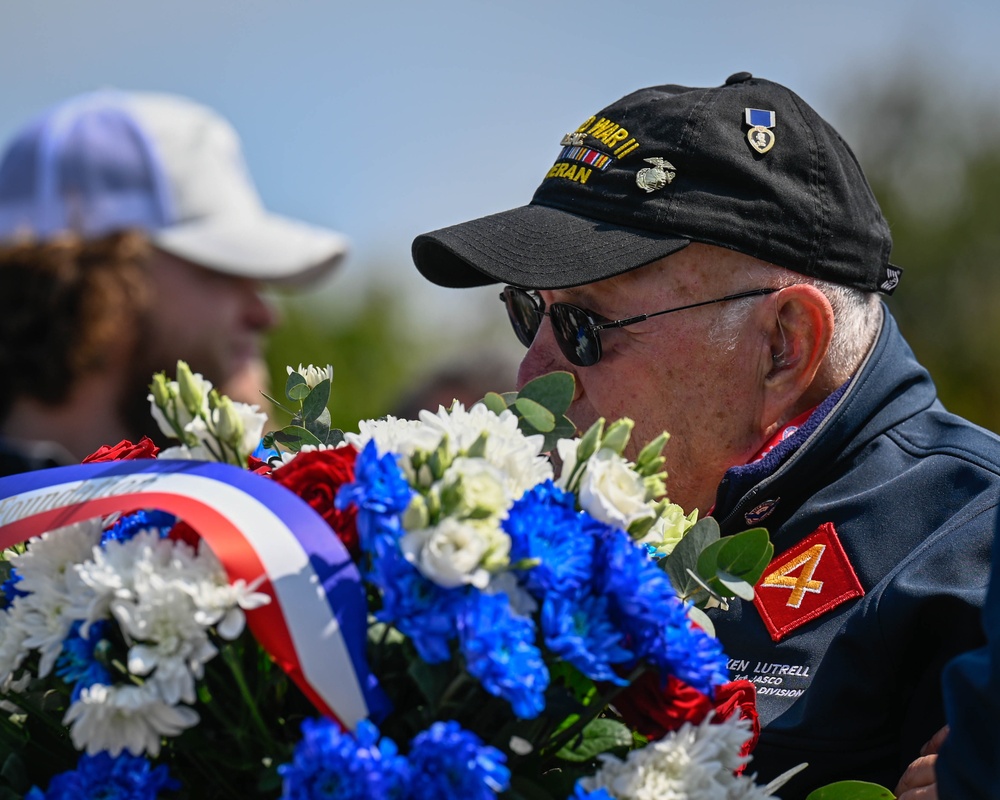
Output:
[578, 449, 654, 531]
[400, 518, 509, 589]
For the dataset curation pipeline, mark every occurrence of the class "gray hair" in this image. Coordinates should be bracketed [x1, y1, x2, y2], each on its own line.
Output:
[708, 262, 881, 379]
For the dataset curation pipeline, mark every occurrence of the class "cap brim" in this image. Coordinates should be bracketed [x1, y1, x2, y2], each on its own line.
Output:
[153, 212, 349, 286]
[412, 203, 690, 289]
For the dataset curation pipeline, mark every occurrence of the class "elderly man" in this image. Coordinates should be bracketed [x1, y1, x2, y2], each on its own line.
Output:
[0, 91, 348, 472]
[411, 73, 1000, 795]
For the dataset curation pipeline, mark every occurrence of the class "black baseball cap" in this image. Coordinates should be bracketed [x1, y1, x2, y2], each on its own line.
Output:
[412, 72, 901, 295]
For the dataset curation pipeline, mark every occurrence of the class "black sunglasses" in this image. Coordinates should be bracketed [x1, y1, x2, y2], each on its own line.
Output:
[499, 285, 779, 367]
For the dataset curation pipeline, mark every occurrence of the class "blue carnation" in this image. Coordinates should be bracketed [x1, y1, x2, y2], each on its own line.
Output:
[373, 548, 459, 664]
[571, 784, 615, 800]
[541, 590, 632, 684]
[336, 441, 413, 554]
[503, 481, 598, 597]
[1, 569, 26, 606]
[457, 591, 548, 719]
[407, 720, 510, 800]
[279, 718, 409, 800]
[597, 529, 728, 694]
[25, 751, 178, 800]
[101, 510, 176, 545]
[55, 620, 113, 701]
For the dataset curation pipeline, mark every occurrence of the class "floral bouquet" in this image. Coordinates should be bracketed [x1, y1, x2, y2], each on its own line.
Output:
[0, 363, 888, 799]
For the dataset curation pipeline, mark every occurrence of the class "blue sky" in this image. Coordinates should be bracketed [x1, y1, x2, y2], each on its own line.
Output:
[2, 0, 997, 337]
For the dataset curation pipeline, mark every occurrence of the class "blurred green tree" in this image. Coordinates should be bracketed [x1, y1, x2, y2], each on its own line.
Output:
[839, 65, 1000, 432]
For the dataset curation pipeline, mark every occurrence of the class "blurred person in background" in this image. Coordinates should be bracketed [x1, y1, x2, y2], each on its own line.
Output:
[0, 90, 348, 475]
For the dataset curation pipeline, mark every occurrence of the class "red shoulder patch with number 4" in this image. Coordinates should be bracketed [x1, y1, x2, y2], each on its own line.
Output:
[753, 522, 864, 642]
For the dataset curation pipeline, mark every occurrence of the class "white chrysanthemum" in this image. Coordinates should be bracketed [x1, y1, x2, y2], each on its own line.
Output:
[73, 530, 196, 625]
[577, 449, 655, 531]
[579, 715, 773, 800]
[115, 574, 218, 705]
[400, 518, 510, 589]
[64, 682, 200, 757]
[419, 403, 553, 496]
[346, 415, 442, 461]
[9, 520, 103, 594]
[288, 363, 334, 388]
[8, 521, 103, 676]
[0, 604, 31, 683]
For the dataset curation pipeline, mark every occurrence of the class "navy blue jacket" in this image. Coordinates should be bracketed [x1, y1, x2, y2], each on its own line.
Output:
[708, 307, 999, 797]
[936, 509, 1000, 799]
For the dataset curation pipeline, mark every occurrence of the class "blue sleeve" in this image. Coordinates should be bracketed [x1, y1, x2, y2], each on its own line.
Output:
[936, 507, 1000, 799]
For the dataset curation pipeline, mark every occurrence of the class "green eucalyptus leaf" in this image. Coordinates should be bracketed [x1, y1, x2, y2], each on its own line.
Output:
[715, 571, 756, 601]
[325, 428, 346, 447]
[685, 605, 716, 637]
[517, 371, 575, 415]
[284, 370, 307, 399]
[305, 416, 331, 443]
[301, 379, 332, 422]
[805, 781, 895, 800]
[715, 527, 774, 583]
[514, 397, 556, 433]
[555, 718, 633, 762]
[542, 416, 577, 453]
[288, 383, 311, 402]
[271, 425, 323, 448]
[661, 517, 721, 597]
[480, 391, 510, 415]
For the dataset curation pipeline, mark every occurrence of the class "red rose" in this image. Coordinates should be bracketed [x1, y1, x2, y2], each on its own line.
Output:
[270, 447, 360, 558]
[82, 436, 160, 463]
[612, 671, 713, 741]
[712, 679, 761, 765]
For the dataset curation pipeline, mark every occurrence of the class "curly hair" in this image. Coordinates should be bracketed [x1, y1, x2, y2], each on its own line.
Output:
[0, 231, 151, 421]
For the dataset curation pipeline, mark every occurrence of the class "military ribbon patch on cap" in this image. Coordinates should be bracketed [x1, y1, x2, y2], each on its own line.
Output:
[745, 108, 776, 154]
[753, 522, 864, 642]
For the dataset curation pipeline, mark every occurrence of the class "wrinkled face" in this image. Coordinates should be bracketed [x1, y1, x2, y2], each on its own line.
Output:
[141, 248, 278, 398]
[515, 244, 774, 514]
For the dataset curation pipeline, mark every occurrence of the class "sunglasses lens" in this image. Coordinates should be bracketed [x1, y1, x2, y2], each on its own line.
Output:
[502, 287, 542, 348]
[550, 303, 600, 366]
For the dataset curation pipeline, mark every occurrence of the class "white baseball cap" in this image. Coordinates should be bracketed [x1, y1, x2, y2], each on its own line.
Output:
[0, 90, 349, 284]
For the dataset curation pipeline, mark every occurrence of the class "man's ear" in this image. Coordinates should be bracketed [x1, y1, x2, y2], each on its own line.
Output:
[760, 284, 834, 430]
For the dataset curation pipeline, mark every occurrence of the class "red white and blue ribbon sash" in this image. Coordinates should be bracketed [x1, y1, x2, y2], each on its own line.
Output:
[0, 459, 375, 730]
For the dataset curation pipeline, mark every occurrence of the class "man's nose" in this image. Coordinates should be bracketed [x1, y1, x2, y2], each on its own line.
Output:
[516, 320, 573, 390]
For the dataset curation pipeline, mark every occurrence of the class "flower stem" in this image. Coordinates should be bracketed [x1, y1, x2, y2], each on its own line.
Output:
[220, 643, 274, 747]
